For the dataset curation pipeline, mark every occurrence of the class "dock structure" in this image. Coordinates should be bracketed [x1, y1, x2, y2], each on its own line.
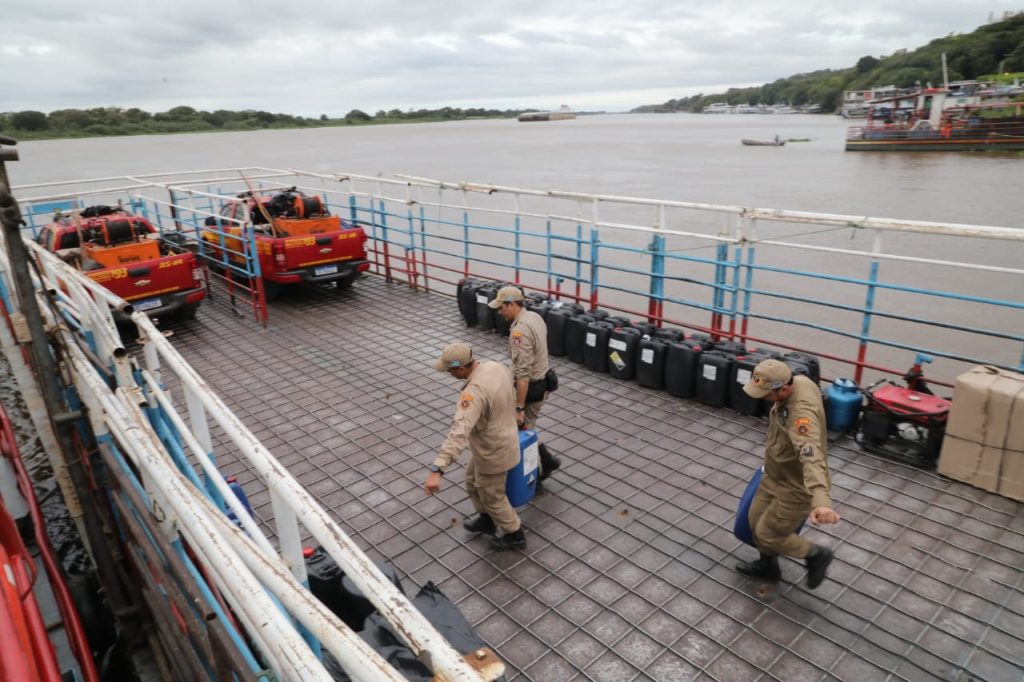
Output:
[166, 275, 1024, 681]
[5, 166, 1023, 680]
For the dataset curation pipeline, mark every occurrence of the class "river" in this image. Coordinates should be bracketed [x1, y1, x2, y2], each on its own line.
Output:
[9, 113, 1023, 228]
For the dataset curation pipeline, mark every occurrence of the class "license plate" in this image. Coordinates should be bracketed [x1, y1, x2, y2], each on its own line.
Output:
[314, 265, 339, 276]
[135, 298, 162, 312]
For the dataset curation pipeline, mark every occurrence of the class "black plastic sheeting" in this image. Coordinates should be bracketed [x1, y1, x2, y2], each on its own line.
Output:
[317, 575, 500, 681]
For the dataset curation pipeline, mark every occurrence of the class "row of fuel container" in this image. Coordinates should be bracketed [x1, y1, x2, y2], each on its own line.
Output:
[457, 279, 821, 417]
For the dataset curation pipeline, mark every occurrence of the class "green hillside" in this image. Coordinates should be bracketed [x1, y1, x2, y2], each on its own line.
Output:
[634, 13, 1024, 113]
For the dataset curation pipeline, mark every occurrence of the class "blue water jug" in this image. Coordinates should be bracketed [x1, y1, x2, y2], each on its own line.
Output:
[506, 429, 539, 507]
[733, 467, 806, 547]
[825, 378, 862, 431]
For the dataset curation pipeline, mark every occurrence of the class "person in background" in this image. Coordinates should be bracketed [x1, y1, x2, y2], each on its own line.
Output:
[736, 359, 840, 589]
[424, 342, 526, 551]
[489, 286, 561, 483]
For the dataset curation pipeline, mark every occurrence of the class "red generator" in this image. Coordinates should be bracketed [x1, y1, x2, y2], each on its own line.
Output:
[856, 383, 951, 468]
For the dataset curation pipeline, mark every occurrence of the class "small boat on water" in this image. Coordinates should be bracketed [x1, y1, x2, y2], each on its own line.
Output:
[0, 404, 99, 682]
[741, 137, 786, 146]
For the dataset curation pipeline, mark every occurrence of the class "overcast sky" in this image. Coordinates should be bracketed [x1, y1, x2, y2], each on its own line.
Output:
[3, 1, 1021, 116]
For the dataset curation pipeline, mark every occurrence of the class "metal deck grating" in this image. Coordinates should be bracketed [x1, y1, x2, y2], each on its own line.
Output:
[159, 275, 1024, 682]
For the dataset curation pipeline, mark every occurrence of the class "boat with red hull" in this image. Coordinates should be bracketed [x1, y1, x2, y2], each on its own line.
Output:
[846, 86, 1024, 151]
[0, 405, 98, 682]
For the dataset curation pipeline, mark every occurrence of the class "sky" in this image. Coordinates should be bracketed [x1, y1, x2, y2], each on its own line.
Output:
[2, 1, 1021, 117]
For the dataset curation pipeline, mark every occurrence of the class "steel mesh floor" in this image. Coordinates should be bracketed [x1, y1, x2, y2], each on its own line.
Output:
[161, 275, 1024, 682]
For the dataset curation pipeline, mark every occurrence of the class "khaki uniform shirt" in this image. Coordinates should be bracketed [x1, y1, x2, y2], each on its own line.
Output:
[509, 309, 549, 381]
[434, 361, 519, 474]
[763, 375, 832, 510]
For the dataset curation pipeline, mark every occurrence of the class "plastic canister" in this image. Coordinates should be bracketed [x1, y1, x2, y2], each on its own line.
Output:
[696, 350, 734, 407]
[608, 326, 642, 380]
[474, 283, 499, 332]
[713, 340, 748, 356]
[784, 351, 821, 385]
[506, 429, 539, 507]
[733, 467, 806, 547]
[565, 314, 595, 364]
[654, 327, 685, 343]
[637, 337, 668, 389]
[665, 342, 702, 398]
[688, 333, 715, 350]
[825, 378, 862, 431]
[224, 475, 254, 526]
[456, 278, 482, 327]
[583, 320, 615, 373]
[730, 355, 766, 417]
[304, 546, 346, 617]
[546, 308, 573, 357]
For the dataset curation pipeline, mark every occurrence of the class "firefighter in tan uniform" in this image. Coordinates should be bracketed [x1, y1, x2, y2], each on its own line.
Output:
[738, 359, 840, 589]
[424, 342, 526, 551]
[489, 286, 562, 480]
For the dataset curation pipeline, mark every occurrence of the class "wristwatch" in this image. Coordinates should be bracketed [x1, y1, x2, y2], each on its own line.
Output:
[515, 406, 525, 412]
[428, 464, 443, 475]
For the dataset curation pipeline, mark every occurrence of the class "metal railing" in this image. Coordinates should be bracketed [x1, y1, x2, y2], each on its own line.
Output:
[15, 167, 1023, 387]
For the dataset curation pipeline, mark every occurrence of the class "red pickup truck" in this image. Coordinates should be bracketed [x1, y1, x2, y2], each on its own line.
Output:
[202, 188, 369, 300]
[36, 206, 206, 320]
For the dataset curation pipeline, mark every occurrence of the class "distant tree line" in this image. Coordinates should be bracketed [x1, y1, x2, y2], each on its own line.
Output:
[634, 13, 1024, 113]
[0, 104, 526, 140]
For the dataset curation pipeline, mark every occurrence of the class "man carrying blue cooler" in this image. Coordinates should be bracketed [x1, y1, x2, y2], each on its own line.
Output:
[737, 359, 840, 588]
[489, 286, 561, 483]
[424, 342, 526, 551]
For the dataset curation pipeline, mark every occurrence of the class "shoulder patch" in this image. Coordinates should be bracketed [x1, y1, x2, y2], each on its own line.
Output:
[459, 392, 475, 409]
[797, 424, 810, 435]
[794, 417, 811, 426]
[511, 332, 523, 346]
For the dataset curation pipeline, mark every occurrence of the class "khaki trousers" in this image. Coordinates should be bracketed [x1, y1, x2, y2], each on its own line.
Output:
[465, 456, 520, 533]
[523, 397, 545, 429]
[748, 484, 811, 559]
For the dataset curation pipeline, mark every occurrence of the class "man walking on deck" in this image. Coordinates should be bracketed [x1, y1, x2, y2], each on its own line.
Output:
[424, 342, 526, 551]
[737, 359, 840, 589]
[489, 286, 562, 483]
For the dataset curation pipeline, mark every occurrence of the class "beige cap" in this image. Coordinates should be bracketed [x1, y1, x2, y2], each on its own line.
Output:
[743, 359, 793, 399]
[434, 342, 474, 372]
[487, 285, 525, 308]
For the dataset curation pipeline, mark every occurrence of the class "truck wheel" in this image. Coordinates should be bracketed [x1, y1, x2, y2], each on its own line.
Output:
[178, 303, 200, 321]
[336, 273, 358, 291]
[263, 281, 282, 301]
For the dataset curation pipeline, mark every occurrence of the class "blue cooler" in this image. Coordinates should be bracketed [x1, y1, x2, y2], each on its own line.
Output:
[506, 429, 540, 507]
[733, 467, 806, 547]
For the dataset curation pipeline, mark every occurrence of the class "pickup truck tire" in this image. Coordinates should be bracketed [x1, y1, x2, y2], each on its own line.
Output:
[263, 281, 282, 301]
[178, 303, 200, 321]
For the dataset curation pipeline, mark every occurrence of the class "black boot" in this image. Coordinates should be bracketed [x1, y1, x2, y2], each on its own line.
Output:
[490, 527, 527, 551]
[463, 514, 496, 535]
[805, 545, 833, 589]
[538, 443, 561, 481]
[735, 553, 781, 581]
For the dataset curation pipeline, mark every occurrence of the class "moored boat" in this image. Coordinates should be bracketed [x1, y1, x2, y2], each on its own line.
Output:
[0, 404, 99, 682]
[846, 84, 1024, 151]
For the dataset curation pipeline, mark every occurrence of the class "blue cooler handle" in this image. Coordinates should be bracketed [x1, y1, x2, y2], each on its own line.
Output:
[733, 467, 806, 547]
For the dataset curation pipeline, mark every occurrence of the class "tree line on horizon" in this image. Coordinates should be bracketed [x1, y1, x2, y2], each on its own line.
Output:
[0, 105, 528, 141]
[632, 13, 1024, 113]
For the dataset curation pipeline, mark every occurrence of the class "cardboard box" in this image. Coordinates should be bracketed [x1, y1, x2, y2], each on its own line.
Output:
[937, 366, 1024, 501]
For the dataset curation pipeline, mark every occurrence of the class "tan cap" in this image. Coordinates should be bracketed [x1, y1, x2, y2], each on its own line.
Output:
[434, 342, 474, 372]
[487, 285, 525, 309]
[743, 359, 793, 399]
